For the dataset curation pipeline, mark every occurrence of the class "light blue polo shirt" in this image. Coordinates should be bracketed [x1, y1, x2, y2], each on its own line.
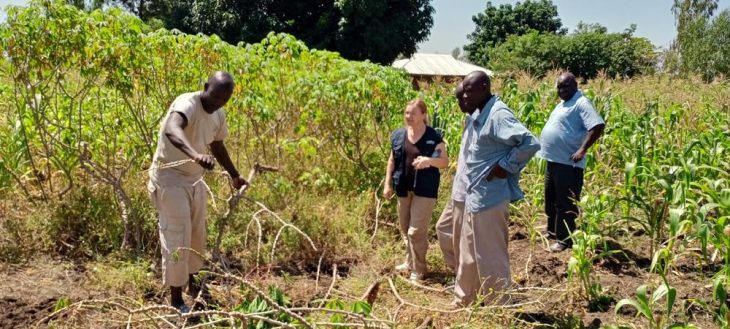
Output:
[538, 91, 604, 169]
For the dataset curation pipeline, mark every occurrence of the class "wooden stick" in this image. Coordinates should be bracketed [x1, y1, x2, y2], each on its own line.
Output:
[319, 263, 338, 308]
[212, 162, 279, 263]
[415, 316, 433, 329]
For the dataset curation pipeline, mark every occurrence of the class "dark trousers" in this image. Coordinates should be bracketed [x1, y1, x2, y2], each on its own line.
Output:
[545, 161, 584, 245]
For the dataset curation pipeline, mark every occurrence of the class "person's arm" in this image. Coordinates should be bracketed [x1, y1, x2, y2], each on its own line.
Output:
[570, 124, 605, 162]
[164, 112, 214, 169]
[209, 141, 246, 189]
[487, 110, 541, 181]
[383, 152, 395, 199]
[413, 143, 448, 169]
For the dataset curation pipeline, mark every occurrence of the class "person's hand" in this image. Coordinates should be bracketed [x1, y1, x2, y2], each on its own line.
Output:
[412, 156, 431, 170]
[231, 176, 248, 190]
[383, 185, 394, 199]
[570, 148, 586, 162]
[193, 153, 215, 170]
[485, 164, 509, 181]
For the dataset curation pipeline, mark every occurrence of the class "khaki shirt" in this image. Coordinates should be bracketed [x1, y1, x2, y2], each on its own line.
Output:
[150, 91, 228, 186]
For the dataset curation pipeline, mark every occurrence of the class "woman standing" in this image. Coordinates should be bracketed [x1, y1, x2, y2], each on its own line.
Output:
[384, 99, 448, 281]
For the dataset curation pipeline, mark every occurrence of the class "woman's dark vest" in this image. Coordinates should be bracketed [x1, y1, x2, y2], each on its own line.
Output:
[390, 127, 442, 198]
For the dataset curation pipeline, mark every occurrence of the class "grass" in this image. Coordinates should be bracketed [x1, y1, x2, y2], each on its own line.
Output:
[87, 260, 157, 298]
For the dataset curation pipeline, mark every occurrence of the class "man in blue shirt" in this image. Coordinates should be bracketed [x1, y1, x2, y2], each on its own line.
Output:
[538, 72, 605, 252]
[436, 82, 479, 272]
[454, 71, 540, 306]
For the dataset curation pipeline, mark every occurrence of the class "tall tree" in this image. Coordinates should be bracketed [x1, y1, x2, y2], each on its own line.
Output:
[332, 0, 434, 64]
[672, 0, 718, 32]
[706, 9, 730, 78]
[464, 0, 564, 66]
[668, 0, 726, 79]
[107, 0, 434, 64]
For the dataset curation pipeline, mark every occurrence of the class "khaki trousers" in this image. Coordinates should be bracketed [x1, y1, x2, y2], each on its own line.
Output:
[435, 199, 465, 271]
[454, 201, 511, 305]
[397, 192, 437, 275]
[147, 180, 207, 287]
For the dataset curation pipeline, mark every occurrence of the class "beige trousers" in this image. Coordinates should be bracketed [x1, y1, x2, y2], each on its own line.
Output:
[147, 180, 207, 287]
[454, 201, 511, 305]
[397, 192, 437, 275]
[435, 199, 466, 271]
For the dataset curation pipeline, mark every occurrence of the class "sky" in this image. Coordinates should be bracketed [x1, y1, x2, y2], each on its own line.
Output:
[0, 0, 22, 20]
[2, 0, 729, 52]
[419, 0, 730, 53]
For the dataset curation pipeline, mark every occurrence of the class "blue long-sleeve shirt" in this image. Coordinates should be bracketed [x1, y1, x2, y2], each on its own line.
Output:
[451, 110, 480, 203]
[465, 96, 541, 213]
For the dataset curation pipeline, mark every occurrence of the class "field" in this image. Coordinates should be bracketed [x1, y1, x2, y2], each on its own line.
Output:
[1, 2, 729, 328]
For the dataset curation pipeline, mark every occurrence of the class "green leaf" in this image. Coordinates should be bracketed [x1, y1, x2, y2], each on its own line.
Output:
[615, 298, 646, 318]
[54, 296, 70, 312]
[567, 256, 579, 273]
[665, 286, 676, 315]
[650, 249, 663, 273]
[652, 284, 669, 305]
[635, 285, 650, 308]
[714, 275, 728, 301]
[351, 301, 372, 316]
[325, 299, 345, 311]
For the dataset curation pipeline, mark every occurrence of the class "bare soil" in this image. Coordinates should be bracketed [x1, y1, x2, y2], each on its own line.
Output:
[0, 221, 721, 328]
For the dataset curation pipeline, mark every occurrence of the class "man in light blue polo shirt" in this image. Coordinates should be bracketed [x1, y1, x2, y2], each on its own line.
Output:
[539, 72, 605, 252]
[453, 71, 540, 306]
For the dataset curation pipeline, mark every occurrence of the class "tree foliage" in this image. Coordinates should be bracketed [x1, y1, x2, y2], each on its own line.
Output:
[487, 25, 656, 79]
[464, 0, 656, 79]
[464, 0, 565, 65]
[104, 0, 434, 64]
[667, 0, 729, 80]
